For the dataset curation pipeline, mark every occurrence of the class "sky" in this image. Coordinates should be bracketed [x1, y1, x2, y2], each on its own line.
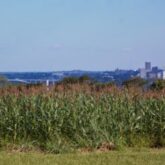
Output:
[0, 0, 165, 71]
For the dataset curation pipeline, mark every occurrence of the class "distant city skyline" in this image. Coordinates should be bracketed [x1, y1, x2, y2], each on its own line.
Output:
[139, 62, 165, 80]
[0, 0, 165, 71]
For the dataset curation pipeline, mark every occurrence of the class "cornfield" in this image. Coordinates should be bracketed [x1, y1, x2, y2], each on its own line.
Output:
[0, 84, 165, 153]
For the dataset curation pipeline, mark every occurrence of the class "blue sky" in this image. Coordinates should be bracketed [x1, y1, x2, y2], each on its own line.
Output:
[0, 0, 165, 71]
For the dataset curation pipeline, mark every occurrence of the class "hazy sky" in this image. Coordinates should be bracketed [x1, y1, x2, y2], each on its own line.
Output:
[0, 0, 165, 71]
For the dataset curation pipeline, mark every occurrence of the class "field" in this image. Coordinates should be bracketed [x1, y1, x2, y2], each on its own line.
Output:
[0, 83, 165, 153]
[1, 149, 165, 165]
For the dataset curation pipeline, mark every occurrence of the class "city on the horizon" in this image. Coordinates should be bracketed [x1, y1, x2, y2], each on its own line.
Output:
[139, 62, 165, 80]
[0, 62, 164, 86]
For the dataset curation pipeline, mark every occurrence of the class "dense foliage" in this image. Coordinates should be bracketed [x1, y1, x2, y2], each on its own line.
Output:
[58, 75, 93, 85]
[150, 80, 165, 91]
[0, 84, 165, 153]
[122, 77, 147, 88]
[0, 76, 9, 87]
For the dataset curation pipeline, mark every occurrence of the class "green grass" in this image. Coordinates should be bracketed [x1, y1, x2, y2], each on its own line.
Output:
[0, 149, 165, 165]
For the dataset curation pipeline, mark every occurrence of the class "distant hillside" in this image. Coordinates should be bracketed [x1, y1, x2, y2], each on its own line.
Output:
[0, 70, 139, 85]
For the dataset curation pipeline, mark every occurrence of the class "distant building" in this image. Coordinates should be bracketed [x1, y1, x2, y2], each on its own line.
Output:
[145, 62, 151, 71]
[140, 68, 147, 79]
[139, 62, 165, 80]
[46, 80, 49, 86]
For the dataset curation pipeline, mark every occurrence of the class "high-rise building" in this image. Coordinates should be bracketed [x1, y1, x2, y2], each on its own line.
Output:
[139, 62, 165, 80]
[145, 62, 151, 71]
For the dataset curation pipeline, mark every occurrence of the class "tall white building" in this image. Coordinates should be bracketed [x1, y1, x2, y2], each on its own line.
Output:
[139, 62, 165, 80]
[140, 68, 147, 79]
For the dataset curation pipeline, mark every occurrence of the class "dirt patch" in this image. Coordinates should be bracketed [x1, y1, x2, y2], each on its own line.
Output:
[5, 144, 44, 154]
[97, 142, 116, 152]
[78, 142, 116, 154]
[78, 147, 93, 154]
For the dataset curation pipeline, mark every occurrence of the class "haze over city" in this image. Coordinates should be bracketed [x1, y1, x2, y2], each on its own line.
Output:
[0, 0, 165, 71]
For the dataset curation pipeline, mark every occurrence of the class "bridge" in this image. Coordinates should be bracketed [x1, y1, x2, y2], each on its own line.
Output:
[8, 79, 58, 86]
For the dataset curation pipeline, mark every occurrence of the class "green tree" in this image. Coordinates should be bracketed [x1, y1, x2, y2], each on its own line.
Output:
[150, 79, 165, 90]
[59, 77, 79, 85]
[0, 76, 9, 87]
[122, 77, 147, 88]
[79, 75, 92, 83]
